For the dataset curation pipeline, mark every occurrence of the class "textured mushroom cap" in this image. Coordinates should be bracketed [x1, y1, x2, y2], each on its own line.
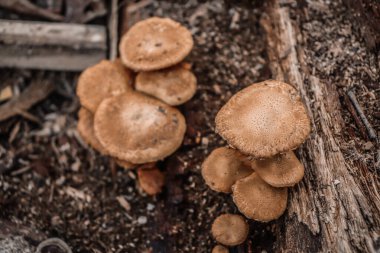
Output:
[94, 92, 186, 164]
[212, 245, 229, 253]
[211, 214, 249, 246]
[76, 60, 132, 112]
[201, 147, 253, 193]
[114, 158, 135, 170]
[215, 80, 311, 158]
[251, 151, 304, 187]
[119, 17, 193, 71]
[135, 65, 197, 106]
[77, 107, 108, 155]
[232, 173, 288, 222]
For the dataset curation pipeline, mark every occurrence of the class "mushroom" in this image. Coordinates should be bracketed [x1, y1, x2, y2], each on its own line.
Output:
[215, 80, 311, 158]
[77, 107, 108, 155]
[201, 147, 253, 193]
[251, 151, 304, 187]
[135, 65, 197, 106]
[114, 158, 135, 170]
[137, 167, 165, 195]
[211, 245, 229, 253]
[211, 214, 249, 246]
[232, 173, 288, 222]
[94, 92, 186, 164]
[76, 59, 132, 113]
[119, 17, 193, 71]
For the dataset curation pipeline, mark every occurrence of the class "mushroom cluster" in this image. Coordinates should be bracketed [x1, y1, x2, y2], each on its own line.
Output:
[202, 80, 311, 247]
[76, 17, 196, 195]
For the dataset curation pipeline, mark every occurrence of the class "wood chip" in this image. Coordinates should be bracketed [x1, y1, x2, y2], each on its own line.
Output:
[116, 196, 131, 212]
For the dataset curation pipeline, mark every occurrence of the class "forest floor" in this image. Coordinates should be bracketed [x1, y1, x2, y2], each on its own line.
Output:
[0, 0, 379, 252]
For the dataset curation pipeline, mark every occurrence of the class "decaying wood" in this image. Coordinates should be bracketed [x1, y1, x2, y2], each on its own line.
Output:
[64, 0, 107, 23]
[0, 78, 54, 122]
[261, 1, 380, 252]
[0, 0, 63, 21]
[0, 20, 106, 71]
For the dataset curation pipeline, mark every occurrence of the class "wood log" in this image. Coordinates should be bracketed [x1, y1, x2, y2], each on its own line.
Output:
[261, 0, 380, 252]
[0, 20, 107, 71]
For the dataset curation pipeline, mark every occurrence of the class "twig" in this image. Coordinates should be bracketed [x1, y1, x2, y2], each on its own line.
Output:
[0, 78, 55, 122]
[108, 0, 119, 60]
[347, 89, 378, 141]
[344, 94, 367, 139]
[0, 0, 64, 21]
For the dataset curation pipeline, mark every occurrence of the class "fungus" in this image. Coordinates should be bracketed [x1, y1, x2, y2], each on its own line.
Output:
[215, 80, 311, 158]
[211, 214, 249, 246]
[232, 173, 288, 222]
[251, 151, 304, 187]
[201, 147, 253, 193]
[114, 158, 135, 170]
[76, 60, 132, 113]
[135, 65, 197, 106]
[77, 107, 108, 155]
[119, 17, 193, 71]
[212, 245, 229, 253]
[94, 92, 186, 164]
[137, 167, 165, 195]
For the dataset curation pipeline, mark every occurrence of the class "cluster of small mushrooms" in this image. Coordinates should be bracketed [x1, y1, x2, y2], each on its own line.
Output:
[202, 80, 311, 250]
[76, 17, 196, 195]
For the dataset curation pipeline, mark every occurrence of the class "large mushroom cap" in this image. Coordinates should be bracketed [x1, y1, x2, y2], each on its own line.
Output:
[251, 151, 304, 187]
[232, 173, 288, 222]
[76, 60, 132, 113]
[211, 214, 249, 246]
[135, 65, 197, 106]
[201, 147, 253, 193]
[215, 80, 311, 158]
[77, 107, 108, 155]
[94, 92, 186, 164]
[119, 17, 193, 71]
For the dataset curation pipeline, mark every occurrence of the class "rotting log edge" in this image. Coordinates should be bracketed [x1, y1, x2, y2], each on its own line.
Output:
[261, 0, 380, 252]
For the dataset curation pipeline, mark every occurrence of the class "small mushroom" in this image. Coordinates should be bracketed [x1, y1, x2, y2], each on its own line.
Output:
[119, 17, 193, 71]
[212, 245, 229, 253]
[94, 92, 186, 164]
[201, 147, 253, 193]
[251, 151, 304, 187]
[77, 107, 108, 155]
[232, 173, 288, 222]
[211, 214, 249, 246]
[137, 167, 165, 195]
[135, 65, 197, 106]
[215, 80, 311, 158]
[76, 59, 132, 113]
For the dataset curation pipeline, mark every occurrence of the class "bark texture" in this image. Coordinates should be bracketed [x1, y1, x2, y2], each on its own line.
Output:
[261, 0, 380, 252]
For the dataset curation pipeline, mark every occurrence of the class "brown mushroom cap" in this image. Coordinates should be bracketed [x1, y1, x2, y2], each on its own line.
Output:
[211, 214, 249, 246]
[94, 92, 186, 164]
[232, 173, 288, 222]
[251, 151, 304, 187]
[211, 245, 229, 253]
[215, 80, 311, 158]
[137, 167, 165, 195]
[76, 60, 132, 113]
[119, 17, 193, 71]
[201, 147, 253, 193]
[77, 107, 108, 155]
[135, 65, 197, 106]
[114, 158, 135, 170]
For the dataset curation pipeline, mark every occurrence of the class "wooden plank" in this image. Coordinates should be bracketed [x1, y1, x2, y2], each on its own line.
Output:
[0, 20, 107, 71]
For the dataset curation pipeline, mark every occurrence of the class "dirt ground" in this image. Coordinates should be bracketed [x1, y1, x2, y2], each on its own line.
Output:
[0, 0, 379, 252]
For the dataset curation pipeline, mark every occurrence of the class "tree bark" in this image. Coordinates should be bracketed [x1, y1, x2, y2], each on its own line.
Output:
[261, 0, 380, 252]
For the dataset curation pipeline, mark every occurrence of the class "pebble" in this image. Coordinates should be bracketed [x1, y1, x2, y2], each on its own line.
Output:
[147, 203, 155, 211]
[137, 216, 147, 225]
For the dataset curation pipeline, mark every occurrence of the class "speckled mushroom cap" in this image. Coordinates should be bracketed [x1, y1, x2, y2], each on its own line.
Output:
[135, 65, 197, 106]
[76, 60, 132, 113]
[77, 107, 108, 155]
[211, 214, 249, 246]
[201, 147, 253, 193]
[215, 80, 311, 158]
[232, 173, 288, 222]
[119, 17, 193, 71]
[212, 245, 229, 253]
[251, 151, 304, 187]
[94, 92, 186, 164]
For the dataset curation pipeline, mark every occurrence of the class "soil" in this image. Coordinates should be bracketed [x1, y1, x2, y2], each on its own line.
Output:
[0, 0, 379, 252]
